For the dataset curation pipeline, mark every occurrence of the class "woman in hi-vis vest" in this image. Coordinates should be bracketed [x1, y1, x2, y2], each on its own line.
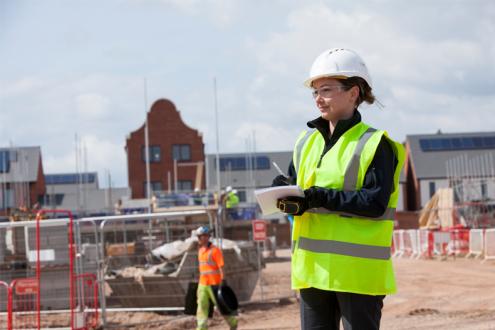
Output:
[273, 48, 405, 329]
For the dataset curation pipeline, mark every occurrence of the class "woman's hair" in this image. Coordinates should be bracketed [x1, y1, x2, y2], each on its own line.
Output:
[338, 77, 375, 107]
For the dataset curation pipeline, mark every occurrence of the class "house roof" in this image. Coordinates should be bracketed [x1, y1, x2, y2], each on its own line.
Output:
[406, 131, 495, 180]
[0, 147, 42, 183]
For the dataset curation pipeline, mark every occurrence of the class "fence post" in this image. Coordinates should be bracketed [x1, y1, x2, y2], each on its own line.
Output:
[8, 284, 11, 330]
[98, 219, 109, 328]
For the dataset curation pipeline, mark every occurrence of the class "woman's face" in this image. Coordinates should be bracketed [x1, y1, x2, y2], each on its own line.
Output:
[312, 77, 358, 121]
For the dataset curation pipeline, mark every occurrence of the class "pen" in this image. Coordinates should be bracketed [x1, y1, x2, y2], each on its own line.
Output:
[272, 161, 288, 179]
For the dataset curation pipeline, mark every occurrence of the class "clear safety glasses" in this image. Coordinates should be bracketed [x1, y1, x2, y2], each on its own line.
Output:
[311, 85, 346, 99]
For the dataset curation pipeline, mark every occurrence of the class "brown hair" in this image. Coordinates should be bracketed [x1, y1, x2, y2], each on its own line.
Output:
[338, 77, 375, 107]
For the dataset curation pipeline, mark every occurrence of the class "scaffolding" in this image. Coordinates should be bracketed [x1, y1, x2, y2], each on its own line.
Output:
[446, 152, 495, 228]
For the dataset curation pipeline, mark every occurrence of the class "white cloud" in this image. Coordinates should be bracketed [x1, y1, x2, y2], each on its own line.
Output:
[241, 1, 495, 147]
[134, 0, 239, 27]
[75, 93, 110, 120]
[232, 121, 300, 152]
[154, 0, 200, 14]
[0, 77, 46, 98]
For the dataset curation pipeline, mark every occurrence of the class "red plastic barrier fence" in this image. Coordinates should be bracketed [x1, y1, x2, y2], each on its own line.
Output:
[10, 278, 38, 330]
[73, 273, 99, 330]
[0, 281, 10, 330]
[449, 228, 470, 256]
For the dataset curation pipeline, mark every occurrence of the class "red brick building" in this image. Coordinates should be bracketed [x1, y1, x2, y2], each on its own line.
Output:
[126, 99, 205, 199]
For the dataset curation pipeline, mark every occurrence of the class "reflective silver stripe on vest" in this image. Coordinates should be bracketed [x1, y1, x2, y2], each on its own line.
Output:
[343, 127, 377, 191]
[200, 269, 221, 275]
[307, 207, 396, 221]
[200, 248, 216, 266]
[291, 240, 296, 254]
[298, 237, 391, 260]
[294, 130, 313, 174]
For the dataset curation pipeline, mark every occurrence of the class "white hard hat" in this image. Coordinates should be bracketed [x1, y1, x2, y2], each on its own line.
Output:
[304, 48, 372, 88]
[196, 226, 211, 236]
[225, 186, 232, 193]
[232, 189, 237, 194]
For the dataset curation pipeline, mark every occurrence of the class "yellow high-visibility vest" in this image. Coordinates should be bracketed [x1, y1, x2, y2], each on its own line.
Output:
[226, 192, 239, 208]
[291, 121, 405, 295]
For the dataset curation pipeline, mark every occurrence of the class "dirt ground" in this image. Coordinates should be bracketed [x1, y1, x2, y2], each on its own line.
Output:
[32, 249, 495, 329]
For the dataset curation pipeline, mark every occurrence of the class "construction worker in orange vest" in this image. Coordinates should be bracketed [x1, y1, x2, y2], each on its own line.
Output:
[196, 226, 238, 330]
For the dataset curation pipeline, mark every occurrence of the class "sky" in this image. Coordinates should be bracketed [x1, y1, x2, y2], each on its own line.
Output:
[1, 0, 494, 188]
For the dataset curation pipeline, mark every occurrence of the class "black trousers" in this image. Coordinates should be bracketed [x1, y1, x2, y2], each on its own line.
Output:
[300, 288, 384, 330]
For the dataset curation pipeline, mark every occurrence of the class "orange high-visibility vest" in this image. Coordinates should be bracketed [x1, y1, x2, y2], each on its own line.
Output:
[198, 244, 224, 285]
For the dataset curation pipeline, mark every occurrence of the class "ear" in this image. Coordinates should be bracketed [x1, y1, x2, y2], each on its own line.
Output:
[348, 86, 360, 105]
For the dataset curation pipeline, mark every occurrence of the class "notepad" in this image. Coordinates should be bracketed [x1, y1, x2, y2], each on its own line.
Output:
[254, 185, 304, 215]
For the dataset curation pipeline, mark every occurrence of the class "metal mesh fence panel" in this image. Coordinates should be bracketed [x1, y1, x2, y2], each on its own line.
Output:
[484, 229, 495, 261]
[468, 229, 484, 258]
[98, 213, 261, 312]
[74, 273, 99, 329]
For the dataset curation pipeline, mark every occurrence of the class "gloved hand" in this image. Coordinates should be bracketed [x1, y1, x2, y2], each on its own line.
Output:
[276, 186, 325, 216]
[271, 175, 290, 187]
[277, 196, 309, 216]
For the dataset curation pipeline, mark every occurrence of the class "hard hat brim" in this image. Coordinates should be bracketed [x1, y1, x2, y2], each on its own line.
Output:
[304, 72, 372, 88]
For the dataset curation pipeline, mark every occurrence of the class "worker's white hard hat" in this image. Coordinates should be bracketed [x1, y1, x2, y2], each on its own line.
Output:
[304, 48, 372, 88]
[225, 186, 232, 193]
[196, 226, 211, 236]
[232, 189, 237, 194]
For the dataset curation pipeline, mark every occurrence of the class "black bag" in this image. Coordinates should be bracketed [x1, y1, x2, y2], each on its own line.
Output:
[184, 282, 214, 317]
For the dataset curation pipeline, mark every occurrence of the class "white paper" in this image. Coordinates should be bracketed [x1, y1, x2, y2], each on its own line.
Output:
[254, 185, 304, 215]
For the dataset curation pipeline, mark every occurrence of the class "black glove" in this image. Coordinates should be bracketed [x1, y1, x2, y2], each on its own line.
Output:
[271, 175, 290, 187]
[276, 186, 325, 216]
[277, 196, 309, 216]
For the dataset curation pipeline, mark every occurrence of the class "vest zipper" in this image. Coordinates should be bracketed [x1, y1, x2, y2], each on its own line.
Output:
[317, 145, 331, 168]
[317, 153, 324, 168]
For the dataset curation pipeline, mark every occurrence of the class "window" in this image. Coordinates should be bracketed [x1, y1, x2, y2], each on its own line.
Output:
[237, 190, 246, 202]
[451, 138, 462, 148]
[218, 156, 271, 171]
[8, 150, 17, 162]
[172, 144, 191, 161]
[429, 181, 436, 198]
[254, 156, 270, 170]
[151, 181, 162, 192]
[0, 151, 10, 173]
[1, 189, 14, 209]
[481, 181, 487, 200]
[483, 136, 495, 148]
[42, 194, 65, 206]
[45, 173, 96, 185]
[419, 136, 495, 152]
[177, 180, 193, 191]
[143, 181, 162, 192]
[142, 146, 161, 163]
